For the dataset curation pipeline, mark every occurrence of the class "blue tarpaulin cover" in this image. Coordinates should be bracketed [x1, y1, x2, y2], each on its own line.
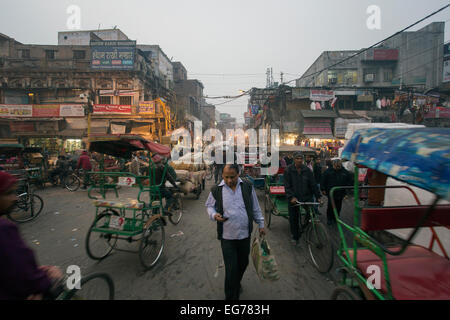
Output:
[342, 128, 450, 201]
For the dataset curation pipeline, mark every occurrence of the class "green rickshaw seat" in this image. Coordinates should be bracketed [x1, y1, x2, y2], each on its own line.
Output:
[93, 199, 144, 210]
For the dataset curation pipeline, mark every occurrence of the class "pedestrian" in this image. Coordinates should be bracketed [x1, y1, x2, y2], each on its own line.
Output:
[321, 159, 353, 225]
[205, 164, 265, 300]
[76, 150, 92, 189]
[283, 152, 322, 245]
[0, 171, 64, 300]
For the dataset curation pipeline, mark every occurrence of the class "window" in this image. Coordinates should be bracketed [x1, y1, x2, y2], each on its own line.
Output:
[363, 69, 377, 82]
[20, 49, 30, 59]
[73, 50, 86, 60]
[99, 96, 112, 104]
[119, 96, 132, 105]
[327, 70, 337, 85]
[383, 69, 393, 82]
[344, 71, 358, 85]
[45, 50, 56, 60]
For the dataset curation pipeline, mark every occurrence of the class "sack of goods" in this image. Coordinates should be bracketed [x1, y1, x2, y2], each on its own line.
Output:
[251, 236, 280, 281]
[175, 170, 191, 181]
[178, 180, 195, 194]
[191, 170, 206, 186]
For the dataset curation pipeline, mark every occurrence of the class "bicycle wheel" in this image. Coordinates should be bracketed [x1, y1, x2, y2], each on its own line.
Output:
[65, 174, 81, 192]
[7, 193, 44, 223]
[168, 194, 183, 225]
[264, 194, 272, 228]
[85, 210, 119, 260]
[330, 286, 362, 300]
[306, 221, 334, 273]
[63, 273, 115, 300]
[139, 218, 165, 270]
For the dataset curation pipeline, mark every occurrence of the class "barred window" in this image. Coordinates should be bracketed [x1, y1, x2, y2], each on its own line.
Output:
[73, 50, 86, 60]
[99, 96, 112, 104]
[119, 96, 132, 105]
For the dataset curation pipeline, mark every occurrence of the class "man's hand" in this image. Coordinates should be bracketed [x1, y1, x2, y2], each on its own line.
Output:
[259, 228, 266, 237]
[322, 191, 327, 196]
[214, 213, 228, 222]
[290, 197, 298, 204]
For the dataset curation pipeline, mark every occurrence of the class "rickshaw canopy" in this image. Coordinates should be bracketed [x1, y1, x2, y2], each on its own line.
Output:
[342, 128, 450, 201]
[89, 134, 171, 159]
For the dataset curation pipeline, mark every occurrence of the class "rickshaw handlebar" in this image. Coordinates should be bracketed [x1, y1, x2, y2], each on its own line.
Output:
[294, 201, 320, 206]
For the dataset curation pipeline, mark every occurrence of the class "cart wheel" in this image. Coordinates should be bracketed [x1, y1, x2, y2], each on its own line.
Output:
[85, 210, 119, 260]
[264, 195, 272, 228]
[139, 218, 165, 270]
[168, 193, 183, 225]
[8, 193, 44, 223]
[307, 222, 334, 273]
[330, 286, 362, 300]
[62, 273, 115, 300]
[65, 174, 81, 192]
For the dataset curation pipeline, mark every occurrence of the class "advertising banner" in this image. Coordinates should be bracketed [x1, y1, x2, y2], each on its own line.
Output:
[0, 104, 33, 117]
[111, 124, 126, 134]
[32, 105, 60, 117]
[310, 90, 335, 101]
[443, 59, 450, 83]
[60, 104, 85, 117]
[137, 101, 156, 114]
[91, 41, 136, 70]
[93, 105, 132, 115]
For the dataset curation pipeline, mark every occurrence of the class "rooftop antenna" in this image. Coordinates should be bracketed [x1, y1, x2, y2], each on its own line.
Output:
[98, 23, 101, 31]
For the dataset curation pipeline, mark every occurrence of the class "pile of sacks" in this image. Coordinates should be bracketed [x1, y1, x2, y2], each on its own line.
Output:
[175, 169, 206, 194]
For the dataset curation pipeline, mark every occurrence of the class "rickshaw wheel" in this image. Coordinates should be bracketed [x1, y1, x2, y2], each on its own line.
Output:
[331, 286, 362, 300]
[62, 273, 115, 300]
[264, 195, 272, 228]
[65, 174, 81, 192]
[306, 222, 334, 273]
[139, 218, 165, 270]
[168, 193, 183, 225]
[8, 193, 43, 223]
[85, 209, 119, 260]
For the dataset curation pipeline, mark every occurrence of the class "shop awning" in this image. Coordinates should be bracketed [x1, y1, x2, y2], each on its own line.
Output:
[303, 118, 333, 136]
[301, 110, 337, 118]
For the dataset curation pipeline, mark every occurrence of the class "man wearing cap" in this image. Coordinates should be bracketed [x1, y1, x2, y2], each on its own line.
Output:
[0, 171, 63, 299]
[283, 152, 322, 245]
[151, 155, 179, 212]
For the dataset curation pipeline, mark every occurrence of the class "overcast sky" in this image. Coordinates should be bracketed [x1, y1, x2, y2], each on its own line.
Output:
[1, 0, 449, 122]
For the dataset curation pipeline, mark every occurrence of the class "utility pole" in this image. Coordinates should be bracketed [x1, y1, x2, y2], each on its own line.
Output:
[280, 72, 284, 84]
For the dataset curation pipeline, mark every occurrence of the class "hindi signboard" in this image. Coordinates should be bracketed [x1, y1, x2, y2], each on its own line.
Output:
[93, 105, 132, 115]
[137, 101, 156, 114]
[0, 105, 33, 117]
[32, 105, 60, 117]
[60, 104, 85, 117]
[310, 90, 335, 101]
[91, 40, 136, 70]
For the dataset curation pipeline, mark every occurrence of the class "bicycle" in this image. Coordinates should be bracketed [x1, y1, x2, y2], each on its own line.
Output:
[8, 175, 44, 223]
[49, 169, 81, 192]
[293, 201, 334, 273]
[49, 273, 115, 300]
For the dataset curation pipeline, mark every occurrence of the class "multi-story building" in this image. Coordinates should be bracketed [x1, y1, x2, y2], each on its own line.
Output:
[0, 29, 177, 152]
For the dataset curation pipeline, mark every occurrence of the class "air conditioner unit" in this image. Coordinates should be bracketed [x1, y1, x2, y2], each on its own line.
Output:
[365, 74, 375, 82]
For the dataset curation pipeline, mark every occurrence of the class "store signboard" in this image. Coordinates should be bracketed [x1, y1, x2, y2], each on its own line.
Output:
[303, 119, 332, 135]
[91, 40, 136, 70]
[0, 104, 33, 117]
[137, 101, 156, 114]
[33, 105, 60, 117]
[425, 107, 450, 119]
[60, 104, 85, 117]
[310, 90, 335, 101]
[93, 105, 132, 115]
[292, 88, 310, 99]
[111, 124, 126, 134]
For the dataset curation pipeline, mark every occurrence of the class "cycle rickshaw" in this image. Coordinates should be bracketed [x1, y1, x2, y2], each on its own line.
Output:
[0, 143, 44, 223]
[331, 128, 450, 300]
[263, 146, 334, 273]
[84, 134, 182, 270]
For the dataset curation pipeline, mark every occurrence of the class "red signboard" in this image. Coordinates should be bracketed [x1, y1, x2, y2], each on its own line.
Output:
[32, 105, 60, 117]
[373, 49, 399, 61]
[93, 105, 132, 115]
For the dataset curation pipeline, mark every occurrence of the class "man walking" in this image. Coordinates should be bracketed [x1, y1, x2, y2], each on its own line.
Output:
[76, 150, 92, 189]
[321, 159, 353, 225]
[284, 152, 321, 245]
[206, 164, 265, 300]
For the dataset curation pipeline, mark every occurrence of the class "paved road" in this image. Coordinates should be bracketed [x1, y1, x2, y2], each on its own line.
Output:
[12, 180, 365, 300]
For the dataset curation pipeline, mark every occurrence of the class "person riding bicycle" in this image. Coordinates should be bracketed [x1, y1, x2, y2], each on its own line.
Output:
[151, 154, 180, 213]
[0, 171, 63, 300]
[283, 152, 322, 246]
[49, 155, 70, 187]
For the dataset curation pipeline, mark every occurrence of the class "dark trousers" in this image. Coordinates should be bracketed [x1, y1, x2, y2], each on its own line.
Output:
[221, 238, 250, 300]
[288, 204, 301, 241]
[327, 195, 343, 222]
[160, 187, 173, 210]
[214, 166, 223, 184]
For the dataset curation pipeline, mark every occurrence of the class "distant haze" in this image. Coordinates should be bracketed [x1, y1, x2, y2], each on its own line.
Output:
[1, 0, 449, 122]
